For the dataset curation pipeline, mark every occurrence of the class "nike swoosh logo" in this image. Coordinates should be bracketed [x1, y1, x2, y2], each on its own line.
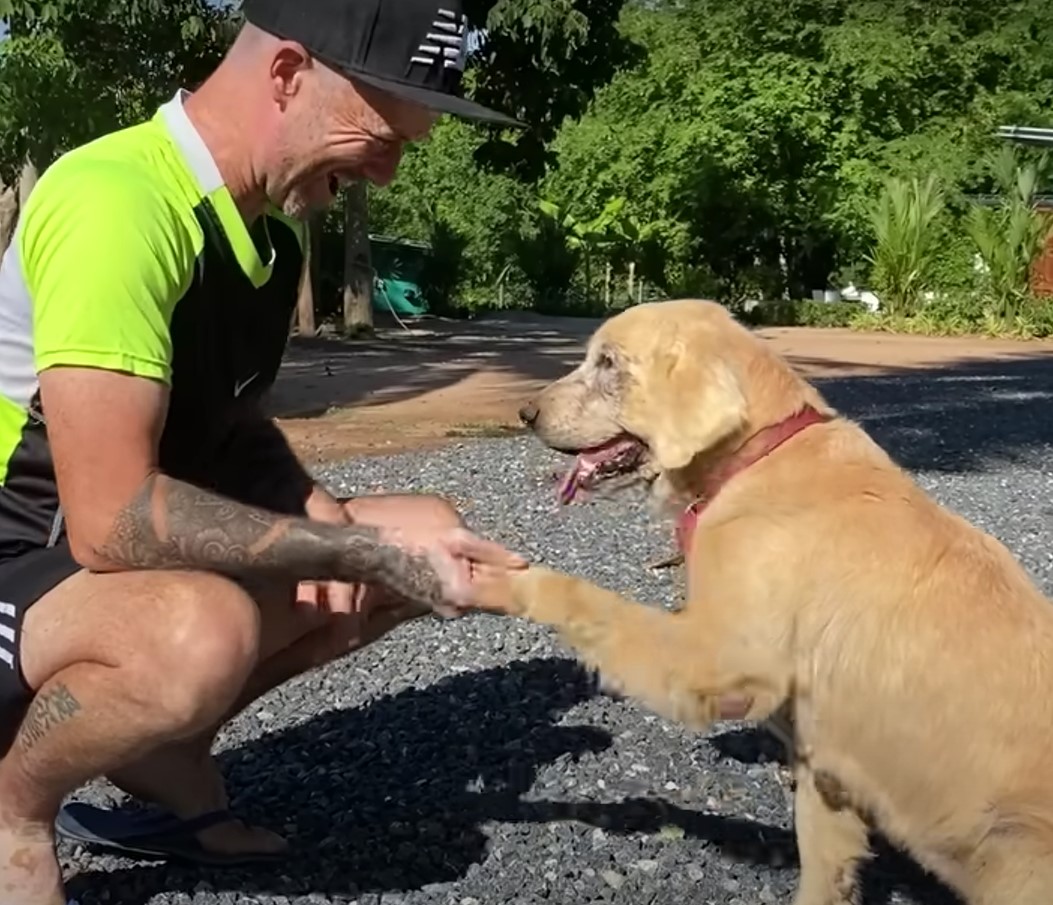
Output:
[233, 372, 259, 398]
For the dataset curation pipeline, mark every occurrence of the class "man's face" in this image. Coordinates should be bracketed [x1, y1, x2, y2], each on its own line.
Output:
[267, 52, 439, 219]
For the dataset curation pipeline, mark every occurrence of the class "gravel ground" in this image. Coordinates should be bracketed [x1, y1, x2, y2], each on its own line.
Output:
[62, 359, 1053, 905]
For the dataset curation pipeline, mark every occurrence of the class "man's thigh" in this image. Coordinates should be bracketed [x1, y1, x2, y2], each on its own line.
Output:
[15, 554, 269, 696]
[11, 493, 463, 714]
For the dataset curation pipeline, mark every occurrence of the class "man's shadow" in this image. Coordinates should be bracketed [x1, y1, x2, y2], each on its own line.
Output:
[66, 657, 612, 902]
[67, 661, 963, 905]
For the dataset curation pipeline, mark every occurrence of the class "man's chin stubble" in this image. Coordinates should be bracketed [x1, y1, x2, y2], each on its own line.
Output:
[280, 194, 313, 220]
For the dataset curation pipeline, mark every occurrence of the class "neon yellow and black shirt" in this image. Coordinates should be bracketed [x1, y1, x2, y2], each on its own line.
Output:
[0, 90, 307, 559]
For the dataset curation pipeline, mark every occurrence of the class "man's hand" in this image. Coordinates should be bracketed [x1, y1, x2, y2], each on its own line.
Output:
[299, 485, 356, 616]
[300, 486, 529, 621]
[379, 525, 528, 618]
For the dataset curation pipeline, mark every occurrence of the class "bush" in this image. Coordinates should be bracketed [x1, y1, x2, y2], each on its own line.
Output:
[851, 292, 1053, 338]
[966, 147, 1053, 326]
[416, 218, 470, 316]
[741, 299, 867, 328]
[510, 215, 582, 314]
[864, 174, 946, 317]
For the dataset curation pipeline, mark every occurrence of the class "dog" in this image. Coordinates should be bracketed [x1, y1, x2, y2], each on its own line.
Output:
[468, 298, 1053, 905]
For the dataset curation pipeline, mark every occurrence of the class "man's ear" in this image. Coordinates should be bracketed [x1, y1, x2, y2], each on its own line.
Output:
[270, 42, 311, 103]
[643, 343, 747, 472]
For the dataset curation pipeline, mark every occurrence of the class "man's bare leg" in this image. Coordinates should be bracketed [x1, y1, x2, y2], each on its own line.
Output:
[100, 493, 459, 857]
[104, 585, 428, 854]
[0, 570, 261, 905]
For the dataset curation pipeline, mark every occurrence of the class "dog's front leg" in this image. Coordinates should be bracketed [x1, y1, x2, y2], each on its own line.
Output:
[496, 565, 787, 732]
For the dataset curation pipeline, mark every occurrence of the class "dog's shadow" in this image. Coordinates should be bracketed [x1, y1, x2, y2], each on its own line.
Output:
[66, 661, 961, 905]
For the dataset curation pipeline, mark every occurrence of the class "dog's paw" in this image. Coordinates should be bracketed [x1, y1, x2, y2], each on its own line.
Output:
[470, 563, 534, 615]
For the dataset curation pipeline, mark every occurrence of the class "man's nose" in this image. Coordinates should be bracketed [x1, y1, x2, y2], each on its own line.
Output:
[519, 402, 539, 425]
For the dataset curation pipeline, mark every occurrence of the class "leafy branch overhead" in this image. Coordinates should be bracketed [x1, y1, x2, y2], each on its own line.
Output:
[0, 0, 236, 174]
[461, 0, 642, 180]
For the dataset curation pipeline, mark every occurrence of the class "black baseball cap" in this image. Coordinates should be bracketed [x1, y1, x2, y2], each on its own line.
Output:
[240, 0, 523, 128]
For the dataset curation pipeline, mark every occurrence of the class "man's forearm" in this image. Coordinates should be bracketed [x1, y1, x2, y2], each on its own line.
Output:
[91, 471, 448, 608]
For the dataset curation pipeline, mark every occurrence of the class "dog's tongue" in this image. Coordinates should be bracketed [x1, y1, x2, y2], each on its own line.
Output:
[558, 458, 591, 504]
[558, 437, 637, 504]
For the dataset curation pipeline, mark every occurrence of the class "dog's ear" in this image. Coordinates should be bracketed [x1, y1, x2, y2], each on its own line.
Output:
[641, 342, 747, 472]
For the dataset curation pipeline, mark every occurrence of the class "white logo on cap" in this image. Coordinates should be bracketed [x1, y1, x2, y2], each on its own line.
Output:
[411, 7, 468, 72]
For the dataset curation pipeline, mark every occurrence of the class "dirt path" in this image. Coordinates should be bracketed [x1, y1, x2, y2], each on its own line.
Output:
[269, 312, 1053, 463]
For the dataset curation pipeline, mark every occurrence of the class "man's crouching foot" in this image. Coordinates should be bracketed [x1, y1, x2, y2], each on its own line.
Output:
[103, 736, 288, 858]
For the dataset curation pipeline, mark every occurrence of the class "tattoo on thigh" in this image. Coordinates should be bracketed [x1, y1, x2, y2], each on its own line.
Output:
[17, 683, 82, 752]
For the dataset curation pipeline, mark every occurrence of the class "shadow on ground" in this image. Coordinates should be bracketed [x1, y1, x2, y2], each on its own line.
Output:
[68, 660, 963, 905]
[67, 658, 609, 903]
[812, 355, 1053, 474]
[266, 316, 595, 418]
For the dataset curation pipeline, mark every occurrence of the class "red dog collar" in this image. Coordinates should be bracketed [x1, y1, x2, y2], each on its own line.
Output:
[676, 405, 832, 555]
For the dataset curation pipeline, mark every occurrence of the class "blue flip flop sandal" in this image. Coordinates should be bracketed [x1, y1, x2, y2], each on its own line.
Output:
[55, 801, 288, 866]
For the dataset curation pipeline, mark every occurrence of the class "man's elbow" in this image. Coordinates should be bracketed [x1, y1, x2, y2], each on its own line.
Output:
[64, 516, 124, 573]
[57, 467, 160, 573]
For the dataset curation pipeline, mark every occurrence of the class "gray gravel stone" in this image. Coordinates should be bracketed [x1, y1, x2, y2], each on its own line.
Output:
[62, 359, 1053, 905]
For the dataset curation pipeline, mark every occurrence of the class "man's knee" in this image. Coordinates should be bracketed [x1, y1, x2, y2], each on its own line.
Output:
[406, 494, 464, 529]
[126, 572, 260, 727]
[341, 492, 465, 531]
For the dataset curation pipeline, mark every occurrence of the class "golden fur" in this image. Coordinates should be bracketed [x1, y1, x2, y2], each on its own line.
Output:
[475, 299, 1053, 905]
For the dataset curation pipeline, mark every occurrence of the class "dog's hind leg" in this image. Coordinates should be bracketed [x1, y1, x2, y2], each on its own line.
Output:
[791, 765, 871, 905]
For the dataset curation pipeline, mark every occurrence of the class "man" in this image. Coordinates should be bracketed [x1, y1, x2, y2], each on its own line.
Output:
[0, 1, 526, 902]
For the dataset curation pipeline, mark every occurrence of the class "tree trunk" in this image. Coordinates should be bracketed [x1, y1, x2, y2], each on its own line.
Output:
[0, 178, 17, 257]
[295, 213, 320, 336]
[0, 159, 40, 258]
[18, 157, 38, 211]
[342, 182, 374, 336]
[627, 260, 636, 302]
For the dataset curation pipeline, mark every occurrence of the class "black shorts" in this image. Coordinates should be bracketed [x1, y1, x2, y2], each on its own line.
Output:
[0, 540, 82, 736]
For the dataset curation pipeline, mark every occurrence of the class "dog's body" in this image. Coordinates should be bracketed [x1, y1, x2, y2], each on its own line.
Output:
[479, 299, 1053, 904]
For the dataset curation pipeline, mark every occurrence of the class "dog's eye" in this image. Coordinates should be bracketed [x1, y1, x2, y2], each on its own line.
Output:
[596, 351, 614, 370]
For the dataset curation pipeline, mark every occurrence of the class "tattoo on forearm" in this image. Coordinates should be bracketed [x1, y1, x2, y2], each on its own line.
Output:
[18, 683, 82, 753]
[95, 473, 448, 608]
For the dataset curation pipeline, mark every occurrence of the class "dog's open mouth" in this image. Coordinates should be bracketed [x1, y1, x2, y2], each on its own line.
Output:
[558, 435, 647, 504]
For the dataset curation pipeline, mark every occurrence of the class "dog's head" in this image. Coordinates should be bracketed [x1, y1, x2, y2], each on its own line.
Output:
[520, 299, 826, 505]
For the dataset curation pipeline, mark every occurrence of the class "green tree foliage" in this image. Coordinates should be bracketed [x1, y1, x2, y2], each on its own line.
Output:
[370, 0, 1053, 312]
[0, 0, 234, 178]
[463, 0, 643, 179]
[6, 0, 1053, 327]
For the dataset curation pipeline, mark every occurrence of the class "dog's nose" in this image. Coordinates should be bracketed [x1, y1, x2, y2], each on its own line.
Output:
[519, 402, 539, 425]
